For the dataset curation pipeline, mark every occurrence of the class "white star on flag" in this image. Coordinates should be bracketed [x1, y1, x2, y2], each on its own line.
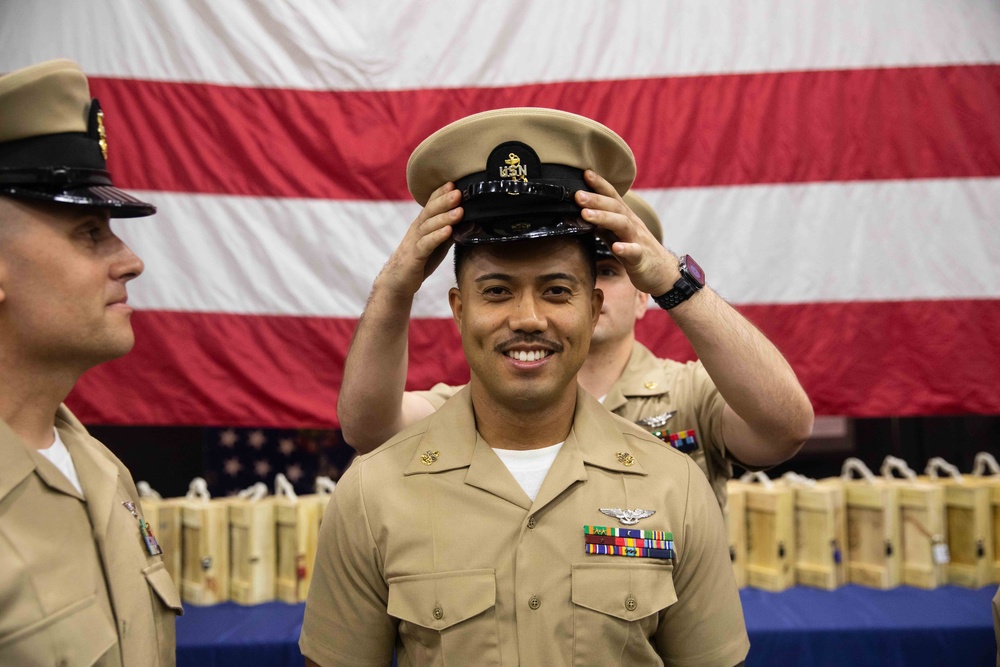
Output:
[224, 457, 242, 477]
[220, 429, 238, 448]
[279, 438, 296, 456]
[254, 459, 272, 478]
[248, 430, 267, 449]
[285, 463, 304, 482]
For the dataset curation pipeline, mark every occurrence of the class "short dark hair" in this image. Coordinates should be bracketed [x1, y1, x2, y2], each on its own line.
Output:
[453, 233, 598, 286]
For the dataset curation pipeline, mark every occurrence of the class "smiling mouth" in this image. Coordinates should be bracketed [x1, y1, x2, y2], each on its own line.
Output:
[505, 349, 552, 362]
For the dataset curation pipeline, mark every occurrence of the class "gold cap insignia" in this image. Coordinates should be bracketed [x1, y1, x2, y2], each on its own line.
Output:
[420, 450, 441, 466]
[615, 452, 635, 467]
[96, 110, 108, 160]
[500, 152, 528, 183]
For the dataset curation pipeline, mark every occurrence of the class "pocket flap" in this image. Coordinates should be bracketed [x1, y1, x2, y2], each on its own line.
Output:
[572, 563, 677, 621]
[0, 594, 117, 665]
[143, 561, 184, 615]
[388, 569, 495, 631]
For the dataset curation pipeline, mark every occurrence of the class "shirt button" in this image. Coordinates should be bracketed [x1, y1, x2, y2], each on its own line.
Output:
[527, 516, 536, 529]
[528, 595, 541, 610]
[625, 596, 637, 612]
[433, 606, 443, 620]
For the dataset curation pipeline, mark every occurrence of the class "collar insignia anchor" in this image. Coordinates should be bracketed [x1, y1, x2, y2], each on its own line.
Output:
[600, 508, 656, 526]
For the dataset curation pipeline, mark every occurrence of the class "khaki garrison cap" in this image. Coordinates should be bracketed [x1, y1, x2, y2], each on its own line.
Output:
[596, 191, 664, 260]
[407, 107, 635, 245]
[0, 59, 154, 217]
[623, 191, 663, 244]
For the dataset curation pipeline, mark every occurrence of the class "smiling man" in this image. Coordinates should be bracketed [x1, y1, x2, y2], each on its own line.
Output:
[301, 108, 748, 666]
[0, 60, 181, 665]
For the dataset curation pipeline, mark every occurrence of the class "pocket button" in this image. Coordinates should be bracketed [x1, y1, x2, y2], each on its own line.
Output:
[625, 595, 637, 612]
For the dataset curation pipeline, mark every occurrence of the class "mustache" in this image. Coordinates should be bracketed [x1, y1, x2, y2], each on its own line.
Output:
[494, 334, 564, 354]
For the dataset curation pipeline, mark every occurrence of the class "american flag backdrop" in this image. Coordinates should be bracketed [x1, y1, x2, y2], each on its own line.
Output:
[1, 1, 998, 428]
[202, 427, 352, 496]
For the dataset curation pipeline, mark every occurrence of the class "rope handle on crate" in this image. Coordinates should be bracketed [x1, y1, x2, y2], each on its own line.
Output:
[972, 452, 1000, 476]
[186, 477, 211, 500]
[841, 457, 877, 484]
[315, 476, 337, 495]
[925, 457, 964, 483]
[780, 471, 816, 487]
[274, 473, 298, 502]
[739, 470, 774, 489]
[237, 481, 268, 501]
[136, 481, 162, 500]
[880, 455, 918, 481]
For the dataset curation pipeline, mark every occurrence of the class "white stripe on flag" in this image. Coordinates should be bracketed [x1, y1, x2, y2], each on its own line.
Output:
[2, 1, 999, 89]
[116, 177, 1000, 317]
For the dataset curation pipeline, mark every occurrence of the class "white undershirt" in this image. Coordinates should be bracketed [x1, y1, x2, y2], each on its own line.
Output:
[492, 442, 564, 502]
[37, 427, 84, 496]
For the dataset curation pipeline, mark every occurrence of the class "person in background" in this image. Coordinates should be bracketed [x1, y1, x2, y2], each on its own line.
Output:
[302, 107, 749, 666]
[337, 134, 814, 512]
[0, 59, 182, 665]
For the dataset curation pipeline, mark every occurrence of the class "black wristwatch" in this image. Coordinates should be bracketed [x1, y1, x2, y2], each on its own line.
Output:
[653, 255, 706, 310]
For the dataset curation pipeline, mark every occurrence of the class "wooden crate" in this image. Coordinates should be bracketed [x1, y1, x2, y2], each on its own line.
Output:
[880, 457, 948, 589]
[970, 452, 1000, 583]
[272, 474, 325, 603]
[724, 480, 747, 588]
[180, 479, 231, 605]
[781, 473, 846, 591]
[229, 488, 276, 605]
[741, 472, 796, 592]
[922, 457, 994, 588]
[138, 493, 184, 596]
[820, 458, 901, 590]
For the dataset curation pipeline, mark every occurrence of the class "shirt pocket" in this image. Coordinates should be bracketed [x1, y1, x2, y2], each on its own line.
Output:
[571, 562, 678, 665]
[144, 561, 183, 665]
[388, 569, 499, 667]
[0, 593, 117, 666]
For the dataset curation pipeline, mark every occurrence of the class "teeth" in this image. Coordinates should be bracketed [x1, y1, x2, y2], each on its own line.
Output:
[508, 350, 549, 362]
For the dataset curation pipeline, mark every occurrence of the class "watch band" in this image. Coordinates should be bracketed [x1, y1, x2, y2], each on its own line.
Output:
[653, 278, 698, 310]
[653, 255, 705, 310]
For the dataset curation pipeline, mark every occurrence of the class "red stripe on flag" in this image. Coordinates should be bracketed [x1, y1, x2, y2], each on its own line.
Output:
[66, 300, 1000, 428]
[91, 65, 1000, 200]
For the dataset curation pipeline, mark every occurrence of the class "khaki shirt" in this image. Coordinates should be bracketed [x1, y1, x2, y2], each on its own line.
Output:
[301, 386, 748, 666]
[0, 406, 182, 666]
[416, 341, 745, 509]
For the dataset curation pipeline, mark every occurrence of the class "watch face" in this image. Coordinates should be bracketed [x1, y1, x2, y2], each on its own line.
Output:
[682, 255, 706, 286]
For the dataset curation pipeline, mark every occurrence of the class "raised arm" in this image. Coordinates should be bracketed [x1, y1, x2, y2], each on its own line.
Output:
[337, 183, 463, 453]
[576, 171, 814, 467]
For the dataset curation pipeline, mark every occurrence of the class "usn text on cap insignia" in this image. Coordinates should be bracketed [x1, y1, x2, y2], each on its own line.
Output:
[615, 451, 635, 467]
[599, 508, 656, 525]
[88, 99, 109, 160]
[420, 450, 441, 466]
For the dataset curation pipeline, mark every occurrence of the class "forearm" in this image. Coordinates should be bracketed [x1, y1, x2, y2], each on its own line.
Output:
[337, 279, 414, 453]
[669, 287, 814, 466]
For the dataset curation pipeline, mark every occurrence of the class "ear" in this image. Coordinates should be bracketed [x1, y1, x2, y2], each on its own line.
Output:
[448, 287, 463, 330]
[634, 289, 650, 321]
[590, 287, 604, 330]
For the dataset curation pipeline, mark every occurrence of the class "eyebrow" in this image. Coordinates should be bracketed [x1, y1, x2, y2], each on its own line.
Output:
[473, 272, 581, 284]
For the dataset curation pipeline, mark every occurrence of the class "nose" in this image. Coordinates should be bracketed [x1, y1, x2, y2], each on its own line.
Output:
[508, 293, 547, 334]
[111, 238, 145, 282]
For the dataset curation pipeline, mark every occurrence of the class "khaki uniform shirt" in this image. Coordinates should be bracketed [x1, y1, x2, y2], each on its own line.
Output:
[416, 341, 746, 509]
[0, 406, 182, 666]
[301, 386, 749, 666]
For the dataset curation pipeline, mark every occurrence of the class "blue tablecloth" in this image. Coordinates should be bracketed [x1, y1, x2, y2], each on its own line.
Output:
[177, 585, 998, 666]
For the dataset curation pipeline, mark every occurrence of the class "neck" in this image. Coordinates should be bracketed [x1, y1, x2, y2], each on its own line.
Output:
[577, 333, 634, 399]
[0, 360, 79, 449]
[470, 382, 578, 451]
